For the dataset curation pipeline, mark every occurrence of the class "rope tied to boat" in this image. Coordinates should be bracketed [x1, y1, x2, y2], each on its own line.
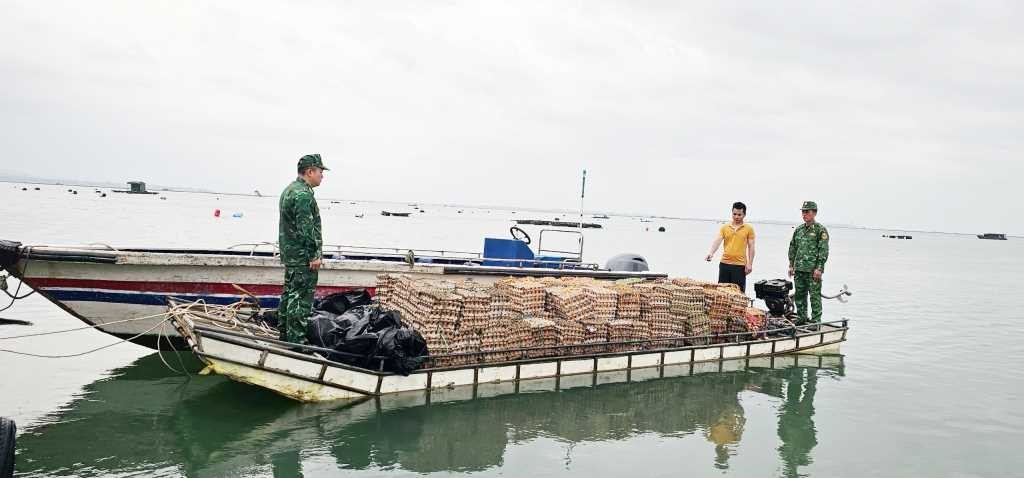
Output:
[0, 311, 174, 340]
[0, 314, 173, 358]
[0, 246, 36, 307]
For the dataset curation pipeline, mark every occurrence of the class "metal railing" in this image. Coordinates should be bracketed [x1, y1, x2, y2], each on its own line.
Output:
[536, 229, 584, 262]
[226, 241, 601, 269]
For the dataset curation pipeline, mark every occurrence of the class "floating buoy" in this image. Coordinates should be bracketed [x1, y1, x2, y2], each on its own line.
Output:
[33, 187, 39, 191]
[214, 209, 221, 218]
[160, 196, 167, 200]
[658, 226, 666, 232]
[100, 193, 107, 197]
[21, 188, 26, 191]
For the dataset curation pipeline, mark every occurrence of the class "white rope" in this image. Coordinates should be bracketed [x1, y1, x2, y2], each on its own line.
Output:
[155, 320, 191, 376]
[0, 311, 172, 340]
[0, 316, 171, 358]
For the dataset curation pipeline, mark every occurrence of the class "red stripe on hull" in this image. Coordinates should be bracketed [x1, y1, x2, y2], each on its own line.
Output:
[25, 277, 374, 297]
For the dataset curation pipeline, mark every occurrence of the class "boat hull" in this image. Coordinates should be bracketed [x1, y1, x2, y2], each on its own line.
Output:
[1, 244, 665, 349]
[181, 314, 848, 403]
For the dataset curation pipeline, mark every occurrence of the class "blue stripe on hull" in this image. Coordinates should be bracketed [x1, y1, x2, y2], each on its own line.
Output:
[47, 289, 281, 308]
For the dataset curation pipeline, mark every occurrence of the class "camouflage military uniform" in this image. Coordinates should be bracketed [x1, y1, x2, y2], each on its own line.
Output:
[788, 210, 829, 324]
[277, 155, 326, 344]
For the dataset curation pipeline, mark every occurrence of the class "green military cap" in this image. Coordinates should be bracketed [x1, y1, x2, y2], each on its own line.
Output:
[297, 153, 329, 171]
[800, 200, 818, 211]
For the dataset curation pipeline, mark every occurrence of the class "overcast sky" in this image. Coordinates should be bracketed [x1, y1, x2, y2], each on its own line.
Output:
[2, 1, 1021, 233]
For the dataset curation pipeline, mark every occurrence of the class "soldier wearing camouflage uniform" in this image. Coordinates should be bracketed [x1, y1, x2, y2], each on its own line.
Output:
[788, 201, 829, 324]
[277, 154, 328, 344]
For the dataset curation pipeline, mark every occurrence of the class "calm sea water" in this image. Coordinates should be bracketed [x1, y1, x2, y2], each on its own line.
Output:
[1, 183, 1023, 477]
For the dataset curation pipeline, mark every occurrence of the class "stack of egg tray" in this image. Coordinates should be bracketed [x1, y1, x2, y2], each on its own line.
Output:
[581, 320, 608, 350]
[554, 317, 585, 346]
[582, 284, 618, 323]
[677, 285, 712, 345]
[545, 286, 594, 322]
[524, 316, 558, 358]
[607, 319, 639, 352]
[403, 280, 460, 345]
[495, 278, 546, 315]
[671, 277, 713, 288]
[479, 314, 535, 362]
[634, 282, 674, 343]
[655, 282, 688, 345]
[503, 317, 533, 362]
[488, 288, 514, 323]
[443, 330, 482, 367]
[374, 273, 397, 306]
[611, 284, 642, 320]
[706, 289, 748, 336]
[455, 286, 490, 334]
[480, 315, 512, 362]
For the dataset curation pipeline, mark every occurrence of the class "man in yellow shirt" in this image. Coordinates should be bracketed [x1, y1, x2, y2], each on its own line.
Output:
[705, 202, 756, 292]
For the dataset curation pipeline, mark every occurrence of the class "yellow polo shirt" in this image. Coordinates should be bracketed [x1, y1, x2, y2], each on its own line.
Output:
[719, 223, 755, 266]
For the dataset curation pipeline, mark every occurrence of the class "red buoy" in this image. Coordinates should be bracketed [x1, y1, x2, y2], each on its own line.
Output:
[214, 209, 221, 218]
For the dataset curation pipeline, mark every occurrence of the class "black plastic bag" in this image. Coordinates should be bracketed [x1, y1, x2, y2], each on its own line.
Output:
[305, 310, 353, 350]
[377, 327, 428, 375]
[314, 290, 373, 315]
[304, 304, 429, 375]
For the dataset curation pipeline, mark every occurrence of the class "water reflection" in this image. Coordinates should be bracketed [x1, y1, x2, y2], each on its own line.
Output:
[16, 353, 842, 477]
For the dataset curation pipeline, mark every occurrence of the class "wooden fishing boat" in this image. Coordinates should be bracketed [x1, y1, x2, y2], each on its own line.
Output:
[0, 232, 661, 349]
[166, 301, 849, 402]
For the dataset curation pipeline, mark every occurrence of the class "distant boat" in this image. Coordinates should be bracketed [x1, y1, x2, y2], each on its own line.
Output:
[381, 211, 411, 217]
[515, 219, 602, 229]
[355, 213, 364, 218]
[592, 214, 610, 219]
[112, 181, 158, 195]
[977, 233, 1007, 240]
[639, 218, 652, 223]
[882, 234, 913, 240]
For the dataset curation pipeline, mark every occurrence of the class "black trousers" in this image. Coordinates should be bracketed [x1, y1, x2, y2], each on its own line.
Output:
[718, 263, 747, 292]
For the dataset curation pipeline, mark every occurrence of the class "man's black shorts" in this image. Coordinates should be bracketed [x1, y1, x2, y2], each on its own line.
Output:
[718, 262, 746, 292]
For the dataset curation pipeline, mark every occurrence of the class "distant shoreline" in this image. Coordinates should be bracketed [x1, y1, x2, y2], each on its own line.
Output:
[3, 179, 1016, 238]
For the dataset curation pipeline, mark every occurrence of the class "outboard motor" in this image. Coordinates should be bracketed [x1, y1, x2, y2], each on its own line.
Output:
[605, 253, 650, 272]
[754, 279, 793, 317]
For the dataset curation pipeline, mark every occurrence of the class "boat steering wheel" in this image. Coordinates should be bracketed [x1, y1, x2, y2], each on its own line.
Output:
[510, 226, 531, 245]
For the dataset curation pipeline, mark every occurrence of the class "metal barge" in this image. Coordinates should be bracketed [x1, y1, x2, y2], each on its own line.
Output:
[167, 302, 848, 402]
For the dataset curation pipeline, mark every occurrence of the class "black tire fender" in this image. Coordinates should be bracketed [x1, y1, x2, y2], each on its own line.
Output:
[0, 416, 15, 478]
